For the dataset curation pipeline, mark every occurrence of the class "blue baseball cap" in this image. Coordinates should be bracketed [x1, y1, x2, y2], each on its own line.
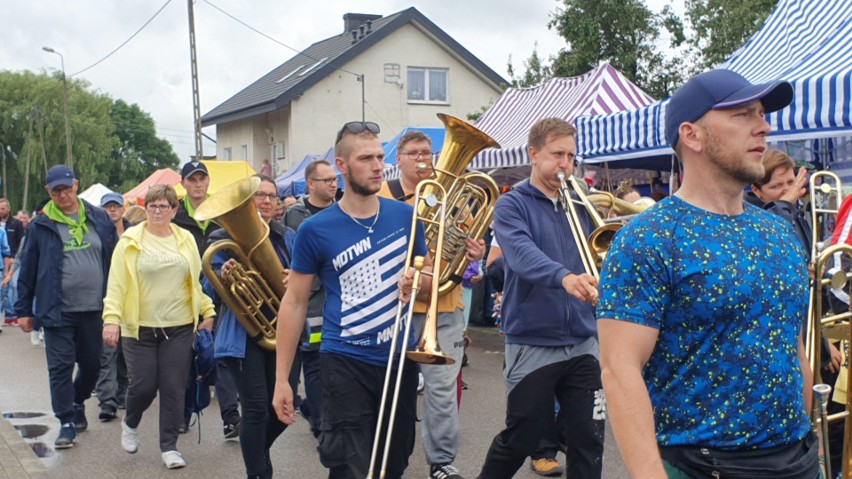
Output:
[181, 161, 209, 180]
[100, 192, 124, 207]
[665, 69, 794, 148]
[45, 165, 76, 190]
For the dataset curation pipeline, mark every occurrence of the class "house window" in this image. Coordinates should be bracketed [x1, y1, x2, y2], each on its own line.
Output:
[223, 147, 232, 161]
[241, 144, 248, 161]
[407, 67, 448, 103]
[277, 142, 286, 159]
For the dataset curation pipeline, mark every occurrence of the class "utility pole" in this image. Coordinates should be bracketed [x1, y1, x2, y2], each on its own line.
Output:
[187, 0, 204, 161]
[42, 47, 73, 168]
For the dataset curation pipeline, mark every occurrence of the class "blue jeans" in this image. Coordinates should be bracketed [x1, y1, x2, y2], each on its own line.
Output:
[42, 311, 104, 424]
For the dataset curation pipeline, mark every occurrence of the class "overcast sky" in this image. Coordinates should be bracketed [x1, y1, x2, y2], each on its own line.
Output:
[2, 0, 674, 166]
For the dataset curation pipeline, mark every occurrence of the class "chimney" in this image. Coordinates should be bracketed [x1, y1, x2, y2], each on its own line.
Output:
[343, 13, 381, 35]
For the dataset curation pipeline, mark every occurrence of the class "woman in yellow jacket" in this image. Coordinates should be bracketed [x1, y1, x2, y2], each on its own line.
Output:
[102, 185, 215, 470]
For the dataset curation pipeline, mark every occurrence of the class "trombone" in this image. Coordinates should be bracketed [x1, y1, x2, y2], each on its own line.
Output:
[367, 178, 452, 479]
[556, 172, 622, 278]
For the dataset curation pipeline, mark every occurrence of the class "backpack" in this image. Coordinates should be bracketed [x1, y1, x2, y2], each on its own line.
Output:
[185, 329, 216, 443]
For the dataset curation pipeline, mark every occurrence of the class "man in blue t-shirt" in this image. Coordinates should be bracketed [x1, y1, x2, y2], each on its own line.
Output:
[273, 121, 427, 479]
[598, 70, 819, 478]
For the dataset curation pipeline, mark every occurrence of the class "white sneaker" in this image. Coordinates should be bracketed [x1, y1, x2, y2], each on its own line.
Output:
[121, 420, 138, 453]
[162, 450, 185, 469]
[30, 330, 40, 346]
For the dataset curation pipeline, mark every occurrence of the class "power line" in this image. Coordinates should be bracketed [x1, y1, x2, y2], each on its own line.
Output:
[200, 0, 362, 79]
[69, 0, 175, 77]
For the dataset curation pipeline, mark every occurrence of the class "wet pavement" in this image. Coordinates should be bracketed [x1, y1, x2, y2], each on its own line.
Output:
[0, 324, 629, 478]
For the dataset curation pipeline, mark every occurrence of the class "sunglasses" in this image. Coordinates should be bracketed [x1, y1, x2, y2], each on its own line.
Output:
[335, 121, 380, 144]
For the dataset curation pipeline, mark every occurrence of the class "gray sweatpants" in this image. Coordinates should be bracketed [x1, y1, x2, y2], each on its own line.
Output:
[123, 324, 194, 452]
[413, 308, 465, 466]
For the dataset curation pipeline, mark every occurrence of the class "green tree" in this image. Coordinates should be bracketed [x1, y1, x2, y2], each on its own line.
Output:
[105, 100, 179, 192]
[0, 70, 179, 210]
[507, 43, 552, 88]
[548, 0, 683, 98]
[683, 0, 777, 70]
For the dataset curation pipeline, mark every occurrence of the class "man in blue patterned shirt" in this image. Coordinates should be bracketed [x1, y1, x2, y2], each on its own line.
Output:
[598, 70, 819, 478]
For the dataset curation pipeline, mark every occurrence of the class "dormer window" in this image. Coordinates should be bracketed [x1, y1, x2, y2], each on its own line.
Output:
[407, 67, 448, 104]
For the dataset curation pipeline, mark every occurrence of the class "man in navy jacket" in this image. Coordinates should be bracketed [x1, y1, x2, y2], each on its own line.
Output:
[478, 118, 604, 479]
[16, 165, 118, 449]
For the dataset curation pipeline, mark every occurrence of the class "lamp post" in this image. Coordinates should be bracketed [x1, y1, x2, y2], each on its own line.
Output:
[42, 46, 73, 168]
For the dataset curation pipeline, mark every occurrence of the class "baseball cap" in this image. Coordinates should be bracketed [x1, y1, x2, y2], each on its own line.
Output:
[181, 161, 209, 179]
[45, 165, 76, 190]
[100, 192, 124, 207]
[665, 69, 794, 148]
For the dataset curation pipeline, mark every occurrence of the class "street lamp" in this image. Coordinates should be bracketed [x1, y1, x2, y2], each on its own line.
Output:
[42, 46, 73, 168]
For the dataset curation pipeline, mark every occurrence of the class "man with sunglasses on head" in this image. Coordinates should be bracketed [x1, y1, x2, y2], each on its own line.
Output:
[172, 161, 241, 440]
[16, 165, 118, 449]
[273, 121, 428, 479]
[379, 130, 485, 479]
[282, 159, 338, 438]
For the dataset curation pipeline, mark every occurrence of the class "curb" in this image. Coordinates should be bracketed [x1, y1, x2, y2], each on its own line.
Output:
[0, 417, 48, 479]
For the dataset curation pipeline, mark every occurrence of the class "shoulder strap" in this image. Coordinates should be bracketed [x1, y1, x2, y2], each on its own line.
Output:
[387, 179, 407, 201]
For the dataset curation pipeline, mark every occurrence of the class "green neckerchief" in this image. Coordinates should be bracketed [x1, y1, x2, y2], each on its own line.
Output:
[44, 199, 89, 245]
[183, 195, 211, 233]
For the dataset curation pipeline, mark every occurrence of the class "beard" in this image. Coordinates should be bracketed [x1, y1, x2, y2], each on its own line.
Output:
[346, 175, 380, 196]
[703, 128, 764, 184]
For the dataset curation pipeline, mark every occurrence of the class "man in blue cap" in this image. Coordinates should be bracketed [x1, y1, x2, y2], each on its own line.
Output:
[93, 191, 132, 422]
[597, 69, 819, 478]
[17, 165, 118, 449]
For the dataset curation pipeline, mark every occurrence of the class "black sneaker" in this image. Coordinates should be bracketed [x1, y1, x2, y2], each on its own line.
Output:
[73, 403, 88, 432]
[99, 405, 117, 422]
[54, 423, 76, 449]
[429, 463, 464, 479]
[223, 418, 240, 439]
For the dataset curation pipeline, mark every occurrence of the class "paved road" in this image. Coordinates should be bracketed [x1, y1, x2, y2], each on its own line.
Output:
[0, 325, 629, 478]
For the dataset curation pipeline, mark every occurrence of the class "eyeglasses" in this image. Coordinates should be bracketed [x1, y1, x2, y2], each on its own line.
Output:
[146, 204, 174, 212]
[254, 192, 278, 201]
[335, 121, 380, 144]
[103, 203, 123, 210]
[310, 176, 338, 185]
[49, 187, 74, 198]
[400, 150, 434, 161]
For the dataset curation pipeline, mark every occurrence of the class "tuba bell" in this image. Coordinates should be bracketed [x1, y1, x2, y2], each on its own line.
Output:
[195, 176, 286, 351]
[418, 113, 501, 296]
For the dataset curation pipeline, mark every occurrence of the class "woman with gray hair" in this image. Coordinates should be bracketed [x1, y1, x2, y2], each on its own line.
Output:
[102, 184, 215, 469]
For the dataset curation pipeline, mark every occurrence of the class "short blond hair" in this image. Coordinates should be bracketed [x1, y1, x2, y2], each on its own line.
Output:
[144, 185, 178, 208]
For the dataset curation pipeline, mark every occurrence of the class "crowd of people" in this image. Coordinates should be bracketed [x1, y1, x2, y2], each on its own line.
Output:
[0, 67, 837, 479]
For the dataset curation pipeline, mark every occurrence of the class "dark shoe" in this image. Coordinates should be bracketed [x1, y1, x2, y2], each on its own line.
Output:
[73, 403, 88, 432]
[223, 417, 240, 439]
[54, 423, 76, 449]
[178, 419, 190, 434]
[430, 463, 464, 479]
[530, 458, 563, 477]
[99, 405, 117, 422]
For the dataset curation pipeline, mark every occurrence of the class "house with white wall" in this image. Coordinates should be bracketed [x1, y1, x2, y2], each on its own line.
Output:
[201, 8, 506, 173]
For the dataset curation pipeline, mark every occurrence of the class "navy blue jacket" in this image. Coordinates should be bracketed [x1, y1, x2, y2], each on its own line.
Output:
[493, 180, 597, 346]
[15, 200, 118, 326]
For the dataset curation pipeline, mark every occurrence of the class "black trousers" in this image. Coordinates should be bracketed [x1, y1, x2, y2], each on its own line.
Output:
[478, 354, 605, 479]
[123, 324, 194, 452]
[318, 353, 418, 479]
[43, 311, 103, 424]
[223, 337, 300, 477]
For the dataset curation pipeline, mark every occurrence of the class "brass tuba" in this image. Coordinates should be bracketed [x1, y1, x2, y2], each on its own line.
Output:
[195, 176, 286, 351]
[418, 113, 500, 296]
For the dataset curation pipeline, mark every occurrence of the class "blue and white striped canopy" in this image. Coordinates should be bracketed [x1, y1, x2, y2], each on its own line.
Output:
[577, 0, 852, 165]
[470, 63, 654, 170]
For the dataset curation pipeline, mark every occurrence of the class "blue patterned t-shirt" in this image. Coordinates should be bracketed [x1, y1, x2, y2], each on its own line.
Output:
[597, 196, 811, 449]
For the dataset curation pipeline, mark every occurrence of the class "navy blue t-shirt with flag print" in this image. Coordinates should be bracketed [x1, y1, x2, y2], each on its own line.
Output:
[290, 197, 427, 367]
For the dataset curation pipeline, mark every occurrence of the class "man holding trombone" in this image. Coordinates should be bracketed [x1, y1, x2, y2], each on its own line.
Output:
[272, 121, 428, 479]
[478, 118, 605, 479]
[598, 70, 819, 478]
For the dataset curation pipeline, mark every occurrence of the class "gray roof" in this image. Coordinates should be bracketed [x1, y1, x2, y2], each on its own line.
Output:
[201, 7, 508, 127]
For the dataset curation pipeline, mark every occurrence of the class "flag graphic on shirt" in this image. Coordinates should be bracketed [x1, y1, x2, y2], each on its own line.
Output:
[339, 235, 407, 338]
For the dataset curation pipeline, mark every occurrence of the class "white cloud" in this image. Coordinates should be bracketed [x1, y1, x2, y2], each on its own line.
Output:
[1, 1, 678, 167]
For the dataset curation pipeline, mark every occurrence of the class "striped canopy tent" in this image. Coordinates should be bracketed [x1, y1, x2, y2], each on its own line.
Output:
[576, 0, 852, 167]
[470, 63, 655, 170]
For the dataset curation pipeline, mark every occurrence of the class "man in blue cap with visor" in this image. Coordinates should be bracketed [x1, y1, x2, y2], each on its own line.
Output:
[597, 69, 819, 478]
